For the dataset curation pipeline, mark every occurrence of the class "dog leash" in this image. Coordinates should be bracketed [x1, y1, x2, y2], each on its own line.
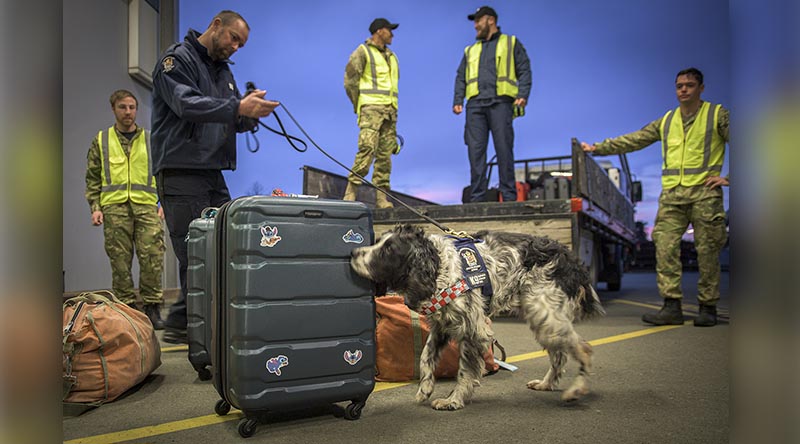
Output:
[273, 102, 474, 239]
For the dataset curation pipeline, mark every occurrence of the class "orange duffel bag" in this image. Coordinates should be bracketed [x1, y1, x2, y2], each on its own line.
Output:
[375, 294, 503, 382]
[62, 291, 161, 406]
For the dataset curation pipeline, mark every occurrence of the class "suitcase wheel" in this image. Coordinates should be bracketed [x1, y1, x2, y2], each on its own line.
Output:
[238, 418, 258, 438]
[344, 401, 365, 421]
[197, 367, 212, 381]
[214, 399, 231, 416]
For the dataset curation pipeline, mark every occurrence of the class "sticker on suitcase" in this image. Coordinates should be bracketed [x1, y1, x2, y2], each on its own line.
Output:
[342, 229, 364, 244]
[266, 355, 289, 376]
[260, 225, 282, 247]
[343, 350, 363, 365]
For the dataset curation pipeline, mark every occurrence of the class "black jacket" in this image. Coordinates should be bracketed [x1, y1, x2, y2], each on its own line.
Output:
[151, 29, 255, 174]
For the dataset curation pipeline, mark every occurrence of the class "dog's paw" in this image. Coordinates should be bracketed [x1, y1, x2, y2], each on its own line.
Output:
[415, 389, 431, 405]
[526, 379, 555, 391]
[561, 386, 589, 402]
[431, 397, 465, 411]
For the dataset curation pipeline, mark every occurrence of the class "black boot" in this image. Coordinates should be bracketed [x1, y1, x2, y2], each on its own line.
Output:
[143, 304, 165, 330]
[642, 298, 684, 325]
[163, 327, 188, 344]
[694, 304, 717, 327]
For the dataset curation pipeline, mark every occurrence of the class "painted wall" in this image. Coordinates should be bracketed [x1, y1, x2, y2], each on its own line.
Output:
[63, 0, 177, 292]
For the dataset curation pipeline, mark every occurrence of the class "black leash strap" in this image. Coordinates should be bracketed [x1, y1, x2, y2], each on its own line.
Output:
[275, 102, 469, 238]
[245, 111, 308, 154]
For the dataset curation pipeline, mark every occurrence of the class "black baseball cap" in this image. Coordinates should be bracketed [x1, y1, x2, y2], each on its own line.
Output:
[369, 18, 399, 34]
[467, 6, 497, 21]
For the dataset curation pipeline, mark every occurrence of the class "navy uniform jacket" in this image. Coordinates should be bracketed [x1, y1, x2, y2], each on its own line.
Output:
[151, 29, 256, 174]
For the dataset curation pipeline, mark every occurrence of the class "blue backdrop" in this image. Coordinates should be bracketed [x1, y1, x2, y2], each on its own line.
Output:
[178, 0, 730, 236]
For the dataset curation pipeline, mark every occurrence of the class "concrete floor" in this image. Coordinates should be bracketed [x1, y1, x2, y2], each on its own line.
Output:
[63, 271, 729, 443]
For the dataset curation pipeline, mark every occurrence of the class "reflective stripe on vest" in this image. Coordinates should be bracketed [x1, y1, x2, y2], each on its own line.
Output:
[659, 102, 725, 188]
[98, 127, 158, 206]
[357, 44, 399, 115]
[465, 34, 518, 100]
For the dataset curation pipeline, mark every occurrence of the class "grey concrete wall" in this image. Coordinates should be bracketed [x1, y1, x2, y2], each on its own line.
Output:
[63, 0, 177, 293]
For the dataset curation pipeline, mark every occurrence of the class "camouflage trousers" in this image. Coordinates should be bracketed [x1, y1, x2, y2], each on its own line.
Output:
[652, 185, 728, 305]
[102, 202, 165, 305]
[348, 105, 397, 189]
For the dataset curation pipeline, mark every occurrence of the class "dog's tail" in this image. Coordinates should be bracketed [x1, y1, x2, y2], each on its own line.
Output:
[576, 284, 605, 320]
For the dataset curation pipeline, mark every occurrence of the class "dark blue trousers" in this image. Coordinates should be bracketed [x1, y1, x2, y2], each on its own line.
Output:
[156, 169, 230, 330]
[464, 101, 516, 202]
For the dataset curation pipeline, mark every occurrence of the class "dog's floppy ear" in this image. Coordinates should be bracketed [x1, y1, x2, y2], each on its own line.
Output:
[393, 223, 424, 237]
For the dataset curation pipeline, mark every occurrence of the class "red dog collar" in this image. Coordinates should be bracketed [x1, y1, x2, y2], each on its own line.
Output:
[422, 279, 468, 315]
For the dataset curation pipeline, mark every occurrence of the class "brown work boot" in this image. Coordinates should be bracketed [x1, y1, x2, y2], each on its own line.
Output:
[693, 304, 717, 327]
[642, 298, 684, 325]
[143, 304, 165, 330]
[375, 191, 394, 209]
[343, 183, 358, 201]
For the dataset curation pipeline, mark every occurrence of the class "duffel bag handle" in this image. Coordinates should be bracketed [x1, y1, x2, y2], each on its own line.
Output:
[63, 290, 121, 308]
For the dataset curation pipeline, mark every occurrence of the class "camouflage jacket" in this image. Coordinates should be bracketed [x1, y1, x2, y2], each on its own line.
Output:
[594, 103, 730, 156]
[85, 126, 145, 213]
[344, 39, 397, 113]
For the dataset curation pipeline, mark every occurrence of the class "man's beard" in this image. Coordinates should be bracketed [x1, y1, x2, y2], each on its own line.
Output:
[210, 33, 227, 60]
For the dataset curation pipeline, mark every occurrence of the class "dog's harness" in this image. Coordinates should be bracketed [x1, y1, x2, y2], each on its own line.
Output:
[421, 237, 494, 316]
[451, 236, 494, 297]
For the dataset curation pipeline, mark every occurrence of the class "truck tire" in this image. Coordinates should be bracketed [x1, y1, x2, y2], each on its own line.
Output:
[606, 245, 624, 291]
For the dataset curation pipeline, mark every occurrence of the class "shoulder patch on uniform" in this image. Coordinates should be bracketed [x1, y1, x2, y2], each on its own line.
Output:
[162, 56, 175, 73]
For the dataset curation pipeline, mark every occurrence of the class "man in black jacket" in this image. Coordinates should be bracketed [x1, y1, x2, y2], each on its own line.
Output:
[151, 10, 278, 343]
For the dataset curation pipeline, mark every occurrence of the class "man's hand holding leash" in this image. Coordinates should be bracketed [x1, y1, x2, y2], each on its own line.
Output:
[239, 89, 279, 119]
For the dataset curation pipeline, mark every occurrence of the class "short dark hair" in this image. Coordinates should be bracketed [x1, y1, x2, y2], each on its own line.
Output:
[109, 89, 137, 107]
[211, 10, 249, 31]
[676, 67, 703, 85]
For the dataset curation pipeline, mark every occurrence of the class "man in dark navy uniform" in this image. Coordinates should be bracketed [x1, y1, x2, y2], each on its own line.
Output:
[151, 10, 278, 343]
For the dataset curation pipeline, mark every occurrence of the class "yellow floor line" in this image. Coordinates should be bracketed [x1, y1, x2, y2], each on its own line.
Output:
[611, 299, 729, 318]
[374, 381, 412, 392]
[66, 316, 690, 444]
[610, 299, 663, 310]
[161, 345, 188, 353]
[64, 411, 243, 444]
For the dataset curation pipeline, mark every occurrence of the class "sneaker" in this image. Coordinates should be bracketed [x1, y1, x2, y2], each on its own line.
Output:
[163, 327, 188, 344]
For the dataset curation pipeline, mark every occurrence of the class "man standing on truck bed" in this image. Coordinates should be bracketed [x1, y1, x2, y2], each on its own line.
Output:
[453, 6, 532, 203]
[582, 67, 729, 327]
[343, 17, 400, 209]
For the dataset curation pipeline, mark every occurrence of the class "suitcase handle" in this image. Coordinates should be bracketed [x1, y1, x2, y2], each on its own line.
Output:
[303, 210, 324, 218]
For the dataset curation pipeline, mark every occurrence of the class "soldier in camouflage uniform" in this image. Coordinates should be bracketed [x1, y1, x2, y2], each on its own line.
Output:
[343, 18, 400, 209]
[582, 68, 729, 327]
[85, 90, 166, 329]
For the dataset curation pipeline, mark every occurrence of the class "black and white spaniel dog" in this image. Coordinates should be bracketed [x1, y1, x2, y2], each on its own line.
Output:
[350, 224, 604, 410]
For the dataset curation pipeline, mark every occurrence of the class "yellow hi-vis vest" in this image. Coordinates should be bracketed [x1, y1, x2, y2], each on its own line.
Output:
[465, 34, 518, 100]
[659, 102, 725, 188]
[356, 43, 399, 115]
[97, 127, 158, 206]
